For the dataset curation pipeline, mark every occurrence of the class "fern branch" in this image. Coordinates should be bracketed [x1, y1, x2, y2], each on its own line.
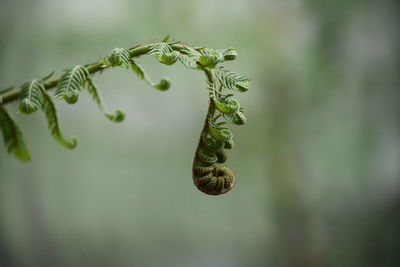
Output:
[0, 39, 250, 187]
[0, 43, 201, 104]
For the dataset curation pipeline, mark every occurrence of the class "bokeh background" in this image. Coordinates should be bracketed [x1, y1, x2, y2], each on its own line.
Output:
[1, 0, 399, 266]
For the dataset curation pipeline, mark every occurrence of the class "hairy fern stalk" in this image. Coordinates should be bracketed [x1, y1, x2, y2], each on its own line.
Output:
[0, 36, 250, 195]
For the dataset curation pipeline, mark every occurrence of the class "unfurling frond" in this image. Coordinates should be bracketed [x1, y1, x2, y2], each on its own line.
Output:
[18, 79, 44, 114]
[106, 48, 131, 69]
[215, 67, 250, 92]
[158, 51, 180, 65]
[209, 126, 233, 143]
[0, 105, 31, 161]
[131, 60, 171, 91]
[86, 78, 125, 122]
[197, 48, 223, 68]
[214, 99, 240, 114]
[55, 65, 89, 104]
[222, 47, 238, 61]
[178, 47, 200, 69]
[148, 42, 172, 56]
[223, 110, 246, 125]
[153, 78, 171, 91]
[41, 90, 77, 149]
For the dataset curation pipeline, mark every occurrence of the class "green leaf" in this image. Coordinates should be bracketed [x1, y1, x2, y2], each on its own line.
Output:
[131, 60, 171, 91]
[41, 70, 55, 81]
[41, 90, 77, 149]
[0, 104, 31, 161]
[162, 35, 170, 42]
[215, 67, 250, 92]
[55, 65, 89, 104]
[18, 79, 44, 114]
[106, 48, 131, 69]
[86, 78, 125, 122]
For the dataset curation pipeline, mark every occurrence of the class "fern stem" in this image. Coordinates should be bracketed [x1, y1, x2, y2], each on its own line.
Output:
[0, 43, 194, 105]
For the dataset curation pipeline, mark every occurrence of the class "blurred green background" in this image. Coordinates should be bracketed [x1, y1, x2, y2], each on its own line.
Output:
[0, 0, 399, 266]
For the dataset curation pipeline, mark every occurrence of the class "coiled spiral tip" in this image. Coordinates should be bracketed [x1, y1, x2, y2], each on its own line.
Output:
[192, 165, 235, 195]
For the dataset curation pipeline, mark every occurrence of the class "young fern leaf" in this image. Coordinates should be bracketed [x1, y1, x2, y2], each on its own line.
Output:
[131, 60, 171, 91]
[148, 42, 173, 56]
[178, 47, 200, 69]
[55, 65, 89, 104]
[85, 78, 125, 122]
[106, 48, 131, 69]
[18, 79, 44, 114]
[198, 48, 223, 67]
[40, 89, 77, 149]
[0, 105, 31, 161]
[215, 67, 250, 92]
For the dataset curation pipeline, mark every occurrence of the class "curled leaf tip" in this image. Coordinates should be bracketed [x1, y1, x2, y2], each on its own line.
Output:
[155, 78, 171, 91]
[109, 110, 125, 122]
[223, 47, 238, 61]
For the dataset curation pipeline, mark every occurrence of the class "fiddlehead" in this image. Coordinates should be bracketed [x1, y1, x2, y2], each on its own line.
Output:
[0, 38, 250, 196]
[55, 65, 90, 104]
[192, 66, 248, 195]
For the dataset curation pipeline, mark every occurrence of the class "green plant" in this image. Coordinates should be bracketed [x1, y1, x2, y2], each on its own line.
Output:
[0, 36, 250, 195]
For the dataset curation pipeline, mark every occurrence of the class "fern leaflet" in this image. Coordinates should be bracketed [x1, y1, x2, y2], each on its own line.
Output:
[148, 42, 172, 56]
[106, 48, 131, 69]
[41, 89, 77, 149]
[131, 60, 171, 91]
[0, 105, 31, 161]
[215, 67, 250, 92]
[86, 78, 125, 122]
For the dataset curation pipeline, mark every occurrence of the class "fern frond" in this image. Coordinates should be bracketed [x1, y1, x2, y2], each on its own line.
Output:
[0, 105, 31, 161]
[215, 67, 250, 92]
[55, 65, 89, 104]
[148, 42, 172, 56]
[131, 60, 171, 91]
[86, 78, 125, 122]
[41, 90, 77, 149]
[106, 48, 131, 69]
[18, 79, 44, 114]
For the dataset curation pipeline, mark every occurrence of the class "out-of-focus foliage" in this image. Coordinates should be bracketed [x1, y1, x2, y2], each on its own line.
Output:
[0, 0, 399, 267]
